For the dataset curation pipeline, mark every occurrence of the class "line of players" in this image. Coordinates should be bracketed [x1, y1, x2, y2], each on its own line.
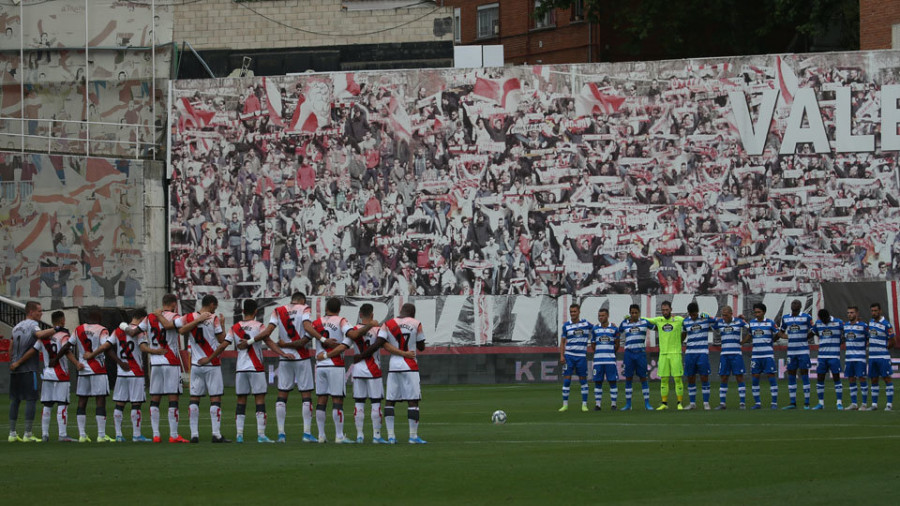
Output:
[8, 294, 428, 444]
[559, 300, 895, 412]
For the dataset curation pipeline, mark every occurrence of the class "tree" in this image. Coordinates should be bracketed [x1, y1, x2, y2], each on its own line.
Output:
[534, 0, 859, 61]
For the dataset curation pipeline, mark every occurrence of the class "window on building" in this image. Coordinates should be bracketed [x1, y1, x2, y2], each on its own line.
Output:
[571, 0, 585, 22]
[476, 3, 499, 39]
[533, 0, 555, 29]
[454, 8, 461, 43]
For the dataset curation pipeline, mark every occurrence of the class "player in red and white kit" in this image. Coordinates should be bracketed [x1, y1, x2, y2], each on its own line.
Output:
[347, 303, 387, 444]
[112, 309, 157, 442]
[139, 293, 189, 443]
[175, 294, 230, 443]
[378, 303, 427, 444]
[312, 297, 356, 444]
[256, 292, 328, 443]
[9, 311, 82, 442]
[226, 299, 288, 443]
[73, 307, 113, 442]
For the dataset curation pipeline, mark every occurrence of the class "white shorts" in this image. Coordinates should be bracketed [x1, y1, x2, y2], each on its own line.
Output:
[113, 376, 146, 403]
[386, 371, 421, 402]
[149, 365, 183, 396]
[190, 366, 224, 397]
[315, 367, 346, 397]
[76, 374, 109, 397]
[41, 381, 70, 404]
[236, 371, 268, 396]
[276, 359, 314, 392]
[352, 377, 384, 400]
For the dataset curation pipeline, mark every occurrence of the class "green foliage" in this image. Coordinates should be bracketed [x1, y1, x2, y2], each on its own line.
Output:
[534, 0, 859, 59]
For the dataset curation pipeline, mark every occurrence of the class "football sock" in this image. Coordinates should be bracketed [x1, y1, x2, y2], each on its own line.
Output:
[719, 383, 728, 404]
[850, 382, 858, 404]
[769, 376, 778, 405]
[235, 403, 246, 437]
[255, 404, 266, 436]
[834, 381, 843, 404]
[189, 401, 200, 438]
[302, 400, 313, 434]
[96, 406, 107, 438]
[371, 403, 383, 438]
[860, 380, 868, 404]
[385, 405, 395, 439]
[641, 380, 650, 402]
[131, 408, 141, 437]
[579, 380, 588, 403]
[57, 405, 68, 437]
[594, 383, 603, 406]
[752, 377, 761, 404]
[610, 383, 618, 405]
[688, 384, 697, 404]
[625, 383, 633, 402]
[738, 381, 746, 404]
[41, 406, 52, 438]
[701, 380, 710, 403]
[114, 407, 124, 437]
[408, 407, 419, 439]
[788, 374, 797, 404]
[674, 377, 684, 402]
[333, 403, 344, 439]
[872, 384, 880, 406]
[660, 379, 669, 402]
[168, 402, 179, 438]
[886, 383, 894, 404]
[817, 382, 826, 402]
[354, 402, 366, 438]
[275, 399, 287, 434]
[210, 402, 222, 438]
[316, 405, 327, 439]
[801, 375, 810, 404]
[24, 400, 36, 434]
[150, 401, 161, 437]
[77, 406, 87, 437]
[562, 378, 571, 404]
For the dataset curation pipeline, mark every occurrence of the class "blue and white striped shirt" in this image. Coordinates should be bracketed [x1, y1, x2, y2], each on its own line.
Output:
[780, 312, 813, 357]
[590, 323, 619, 365]
[619, 318, 652, 353]
[715, 318, 747, 356]
[748, 318, 778, 359]
[811, 318, 843, 360]
[683, 315, 714, 355]
[867, 317, 894, 360]
[843, 321, 868, 363]
[561, 319, 593, 358]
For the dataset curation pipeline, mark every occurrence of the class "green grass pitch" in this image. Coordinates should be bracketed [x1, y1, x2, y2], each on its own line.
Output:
[1, 382, 897, 504]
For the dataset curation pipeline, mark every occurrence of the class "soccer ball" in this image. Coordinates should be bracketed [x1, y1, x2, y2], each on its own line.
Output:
[491, 410, 507, 424]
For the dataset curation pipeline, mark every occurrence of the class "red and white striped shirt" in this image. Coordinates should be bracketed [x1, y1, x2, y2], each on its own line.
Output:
[268, 304, 312, 360]
[74, 323, 110, 376]
[174, 313, 224, 366]
[113, 327, 148, 377]
[226, 320, 266, 373]
[378, 317, 425, 372]
[312, 315, 353, 367]
[34, 331, 72, 382]
[139, 310, 182, 366]
[350, 325, 382, 379]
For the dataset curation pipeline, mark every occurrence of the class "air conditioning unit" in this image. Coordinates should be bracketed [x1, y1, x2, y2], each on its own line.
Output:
[493, 22, 500, 35]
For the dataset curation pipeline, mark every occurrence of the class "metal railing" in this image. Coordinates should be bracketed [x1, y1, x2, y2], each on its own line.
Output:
[0, 116, 159, 160]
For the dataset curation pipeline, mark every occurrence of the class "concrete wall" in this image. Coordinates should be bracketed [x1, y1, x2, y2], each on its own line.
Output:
[173, 0, 453, 49]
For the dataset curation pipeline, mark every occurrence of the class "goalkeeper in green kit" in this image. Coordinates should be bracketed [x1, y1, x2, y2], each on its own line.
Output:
[645, 300, 685, 410]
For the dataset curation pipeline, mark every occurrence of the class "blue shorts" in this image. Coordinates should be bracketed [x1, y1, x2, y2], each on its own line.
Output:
[786, 355, 811, 371]
[592, 364, 619, 383]
[844, 361, 867, 378]
[563, 355, 588, 378]
[718, 355, 745, 376]
[750, 357, 776, 375]
[868, 358, 894, 379]
[622, 351, 648, 379]
[815, 358, 841, 376]
[683, 354, 711, 377]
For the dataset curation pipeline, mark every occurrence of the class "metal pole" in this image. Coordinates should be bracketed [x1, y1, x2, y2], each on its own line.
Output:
[152, 0, 156, 160]
[85, 0, 90, 157]
[18, 0, 24, 153]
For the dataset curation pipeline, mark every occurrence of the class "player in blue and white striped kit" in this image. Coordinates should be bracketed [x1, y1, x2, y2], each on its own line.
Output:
[810, 309, 843, 410]
[589, 308, 619, 411]
[778, 300, 813, 409]
[867, 303, 895, 411]
[618, 304, 653, 411]
[682, 302, 714, 410]
[742, 303, 779, 410]
[559, 304, 593, 412]
[714, 306, 747, 409]
[843, 306, 869, 410]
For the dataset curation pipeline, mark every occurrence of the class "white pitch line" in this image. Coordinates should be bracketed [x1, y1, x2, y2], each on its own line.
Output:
[458, 435, 900, 444]
[428, 421, 899, 428]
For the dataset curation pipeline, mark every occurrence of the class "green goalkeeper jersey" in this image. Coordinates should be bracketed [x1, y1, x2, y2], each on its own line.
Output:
[645, 315, 685, 355]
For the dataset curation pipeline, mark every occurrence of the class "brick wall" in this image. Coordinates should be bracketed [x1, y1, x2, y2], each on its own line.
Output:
[174, 0, 453, 49]
[448, 0, 594, 64]
[860, 0, 900, 49]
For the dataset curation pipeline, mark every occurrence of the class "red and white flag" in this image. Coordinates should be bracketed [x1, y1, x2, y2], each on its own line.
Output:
[174, 97, 214, 131]
[574, 83, 626, 117]
[388, 96, 412, 139]
[473, 76, 521, 113]
[263, 77, 285, 127]
[333, 73, 361, 99]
